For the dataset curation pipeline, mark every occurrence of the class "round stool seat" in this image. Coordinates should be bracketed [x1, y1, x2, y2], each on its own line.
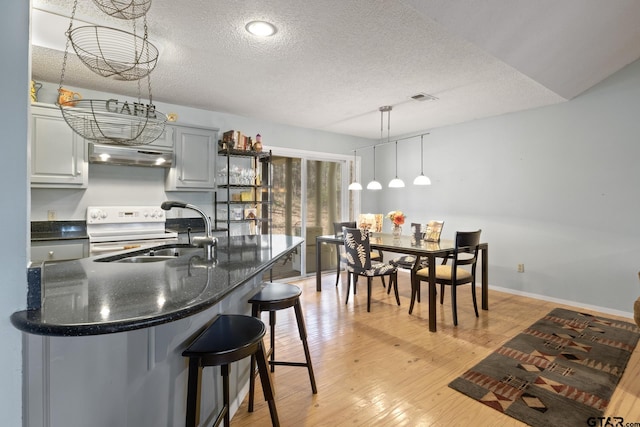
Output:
[248, 283, 301, 311]
[183, 315, 266, 365]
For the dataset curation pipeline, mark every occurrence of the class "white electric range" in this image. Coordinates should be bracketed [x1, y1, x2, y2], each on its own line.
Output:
[86, 206, 178, 255]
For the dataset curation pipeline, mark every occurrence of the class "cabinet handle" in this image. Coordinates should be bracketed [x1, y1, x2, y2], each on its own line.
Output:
[48, 251, 54, 258]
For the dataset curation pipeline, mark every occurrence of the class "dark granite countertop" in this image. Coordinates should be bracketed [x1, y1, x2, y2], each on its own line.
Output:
[12, 234, 303, 336]
[30, 219, 226, 241]
[31, 221, 88, 241]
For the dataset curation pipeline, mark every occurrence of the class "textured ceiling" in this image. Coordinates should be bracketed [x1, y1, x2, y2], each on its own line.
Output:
[30, 0, 640, 140]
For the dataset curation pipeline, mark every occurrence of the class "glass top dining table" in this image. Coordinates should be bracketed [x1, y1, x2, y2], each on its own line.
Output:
[315, 233, 489, 332]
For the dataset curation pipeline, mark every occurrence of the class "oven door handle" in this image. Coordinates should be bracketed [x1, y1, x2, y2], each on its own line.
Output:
[90, 244, 141, 253]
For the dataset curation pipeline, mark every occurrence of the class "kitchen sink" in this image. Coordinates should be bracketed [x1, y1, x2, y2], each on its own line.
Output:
[94, 243, 203, 263]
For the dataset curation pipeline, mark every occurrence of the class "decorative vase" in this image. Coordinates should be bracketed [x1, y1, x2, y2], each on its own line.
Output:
[392, 224, 402, 239]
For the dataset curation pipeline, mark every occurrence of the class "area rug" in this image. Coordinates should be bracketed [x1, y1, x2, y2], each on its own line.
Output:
[449, 308, 640, 426]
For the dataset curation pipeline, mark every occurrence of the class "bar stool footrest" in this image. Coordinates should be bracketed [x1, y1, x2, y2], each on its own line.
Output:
[270, 361, 310, 367]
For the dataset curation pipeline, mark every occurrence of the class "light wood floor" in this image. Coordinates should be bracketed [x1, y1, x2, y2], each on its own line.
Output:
[231, 271, 640, 426]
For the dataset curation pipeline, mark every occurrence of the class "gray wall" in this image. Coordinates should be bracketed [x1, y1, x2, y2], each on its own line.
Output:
[361, 59, 640, 316]
[2, 2, 29, 426]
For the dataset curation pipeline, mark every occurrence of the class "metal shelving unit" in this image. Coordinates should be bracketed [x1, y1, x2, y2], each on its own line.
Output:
[215, 147, 272, 238]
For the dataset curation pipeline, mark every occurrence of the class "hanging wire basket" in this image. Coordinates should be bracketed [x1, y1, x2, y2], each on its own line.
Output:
[59, 99, 167, 145]
[68, 25, 158, 81]
[92, 0, 152, 20]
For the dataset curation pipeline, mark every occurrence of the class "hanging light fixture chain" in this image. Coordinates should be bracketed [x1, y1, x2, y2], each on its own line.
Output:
[58, 0, 79, 93]
[144, 13, 154, 106]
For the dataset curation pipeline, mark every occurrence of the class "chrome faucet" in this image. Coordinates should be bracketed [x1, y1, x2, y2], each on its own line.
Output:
[160, 201, 216, 261]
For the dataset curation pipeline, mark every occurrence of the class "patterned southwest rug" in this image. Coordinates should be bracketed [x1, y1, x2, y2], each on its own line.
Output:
[449, 308, 640, 426]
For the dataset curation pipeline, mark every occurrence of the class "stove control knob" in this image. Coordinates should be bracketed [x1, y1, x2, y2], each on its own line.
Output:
[100, 211, 108, 219]
[89, 209, 104, 221]
[156, 210, 164, 218]
[143, 211, 149, 218]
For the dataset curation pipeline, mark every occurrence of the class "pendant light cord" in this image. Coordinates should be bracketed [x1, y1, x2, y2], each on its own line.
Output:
[395, 141, 399, 178]
[373, 146, 376, 178]
[420, 134, 424, 174]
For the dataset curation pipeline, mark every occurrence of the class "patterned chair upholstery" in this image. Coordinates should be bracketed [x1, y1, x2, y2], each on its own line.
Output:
[333, 221, 384, 287]
[342, 227, 399, 312]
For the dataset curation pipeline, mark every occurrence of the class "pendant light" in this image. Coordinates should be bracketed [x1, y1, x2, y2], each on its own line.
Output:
[413, 134, 432, 186]
[366, 146, 382, 190]
[348, 149, 363, 190]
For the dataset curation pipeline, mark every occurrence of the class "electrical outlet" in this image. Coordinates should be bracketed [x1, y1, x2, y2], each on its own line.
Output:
[517, 264, 525, 273]
[47, 210, 56, 221]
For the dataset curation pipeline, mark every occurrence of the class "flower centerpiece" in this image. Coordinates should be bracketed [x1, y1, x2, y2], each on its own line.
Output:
[386, 210, 406, 237]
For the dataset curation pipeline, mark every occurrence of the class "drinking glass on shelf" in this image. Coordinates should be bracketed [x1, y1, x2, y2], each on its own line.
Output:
[218, 166, 228, 185]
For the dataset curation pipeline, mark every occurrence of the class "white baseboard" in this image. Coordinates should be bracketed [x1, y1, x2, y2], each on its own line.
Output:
[486, 285, 634, 320]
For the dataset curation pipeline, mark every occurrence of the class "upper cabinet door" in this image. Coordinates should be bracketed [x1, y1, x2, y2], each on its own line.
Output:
[166, 125, 218, 191]
[30, 105, 88, 188]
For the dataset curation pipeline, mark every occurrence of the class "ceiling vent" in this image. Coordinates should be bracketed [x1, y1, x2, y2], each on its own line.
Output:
[411, 93, 438, 102]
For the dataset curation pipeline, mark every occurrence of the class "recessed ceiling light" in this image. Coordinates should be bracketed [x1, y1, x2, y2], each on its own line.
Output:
[245, 21, 277, 37]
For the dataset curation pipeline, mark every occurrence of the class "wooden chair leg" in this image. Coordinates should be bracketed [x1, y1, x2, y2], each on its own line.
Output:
[185, 357, 201, 427]
[248, 305, 259, 412]
[248, 352, 256, 412]
[367, 277, 372, 312]
[440, 284, 445, 304]
[269, 311, 276, 373]
[254, 341, 280, 427]
[471, 282, 479, 317]
[345, 272, 351, 304]
[451, 285, 458, 326]
[409, 276, 418, 314]
[221, 364, 231, 427]
[293, 301, 318, 394]
[392, 273, 400, 306]
[335, 252, 341, 286]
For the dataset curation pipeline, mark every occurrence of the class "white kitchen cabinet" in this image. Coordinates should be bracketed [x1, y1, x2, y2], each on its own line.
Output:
[166, 125, 218, 191]
[30, 104, 88, 188]
[31, 240, 88, 263]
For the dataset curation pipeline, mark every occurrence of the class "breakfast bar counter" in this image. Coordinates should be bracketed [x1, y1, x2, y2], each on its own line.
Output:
[12, 234, 304, 427]
[12, 234, 304, 336]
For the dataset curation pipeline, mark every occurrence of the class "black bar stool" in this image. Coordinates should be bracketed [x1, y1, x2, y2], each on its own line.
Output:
[182, 314, 279, 427]
[248, 283, 317, 411]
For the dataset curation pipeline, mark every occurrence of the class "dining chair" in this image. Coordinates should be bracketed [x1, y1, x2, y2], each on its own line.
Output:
[390, 222, 426, 270]
[333, 221, 384, 287]
[342, 227, 399, 312]
[389, 221, 446, 299]
[410, 229, 481, 326]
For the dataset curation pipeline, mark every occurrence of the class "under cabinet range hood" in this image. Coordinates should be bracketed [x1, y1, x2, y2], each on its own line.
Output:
[88, 142, 174, 168]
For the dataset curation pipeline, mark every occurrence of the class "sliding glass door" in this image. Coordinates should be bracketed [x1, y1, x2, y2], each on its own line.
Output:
[265, 149, 351, 280]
